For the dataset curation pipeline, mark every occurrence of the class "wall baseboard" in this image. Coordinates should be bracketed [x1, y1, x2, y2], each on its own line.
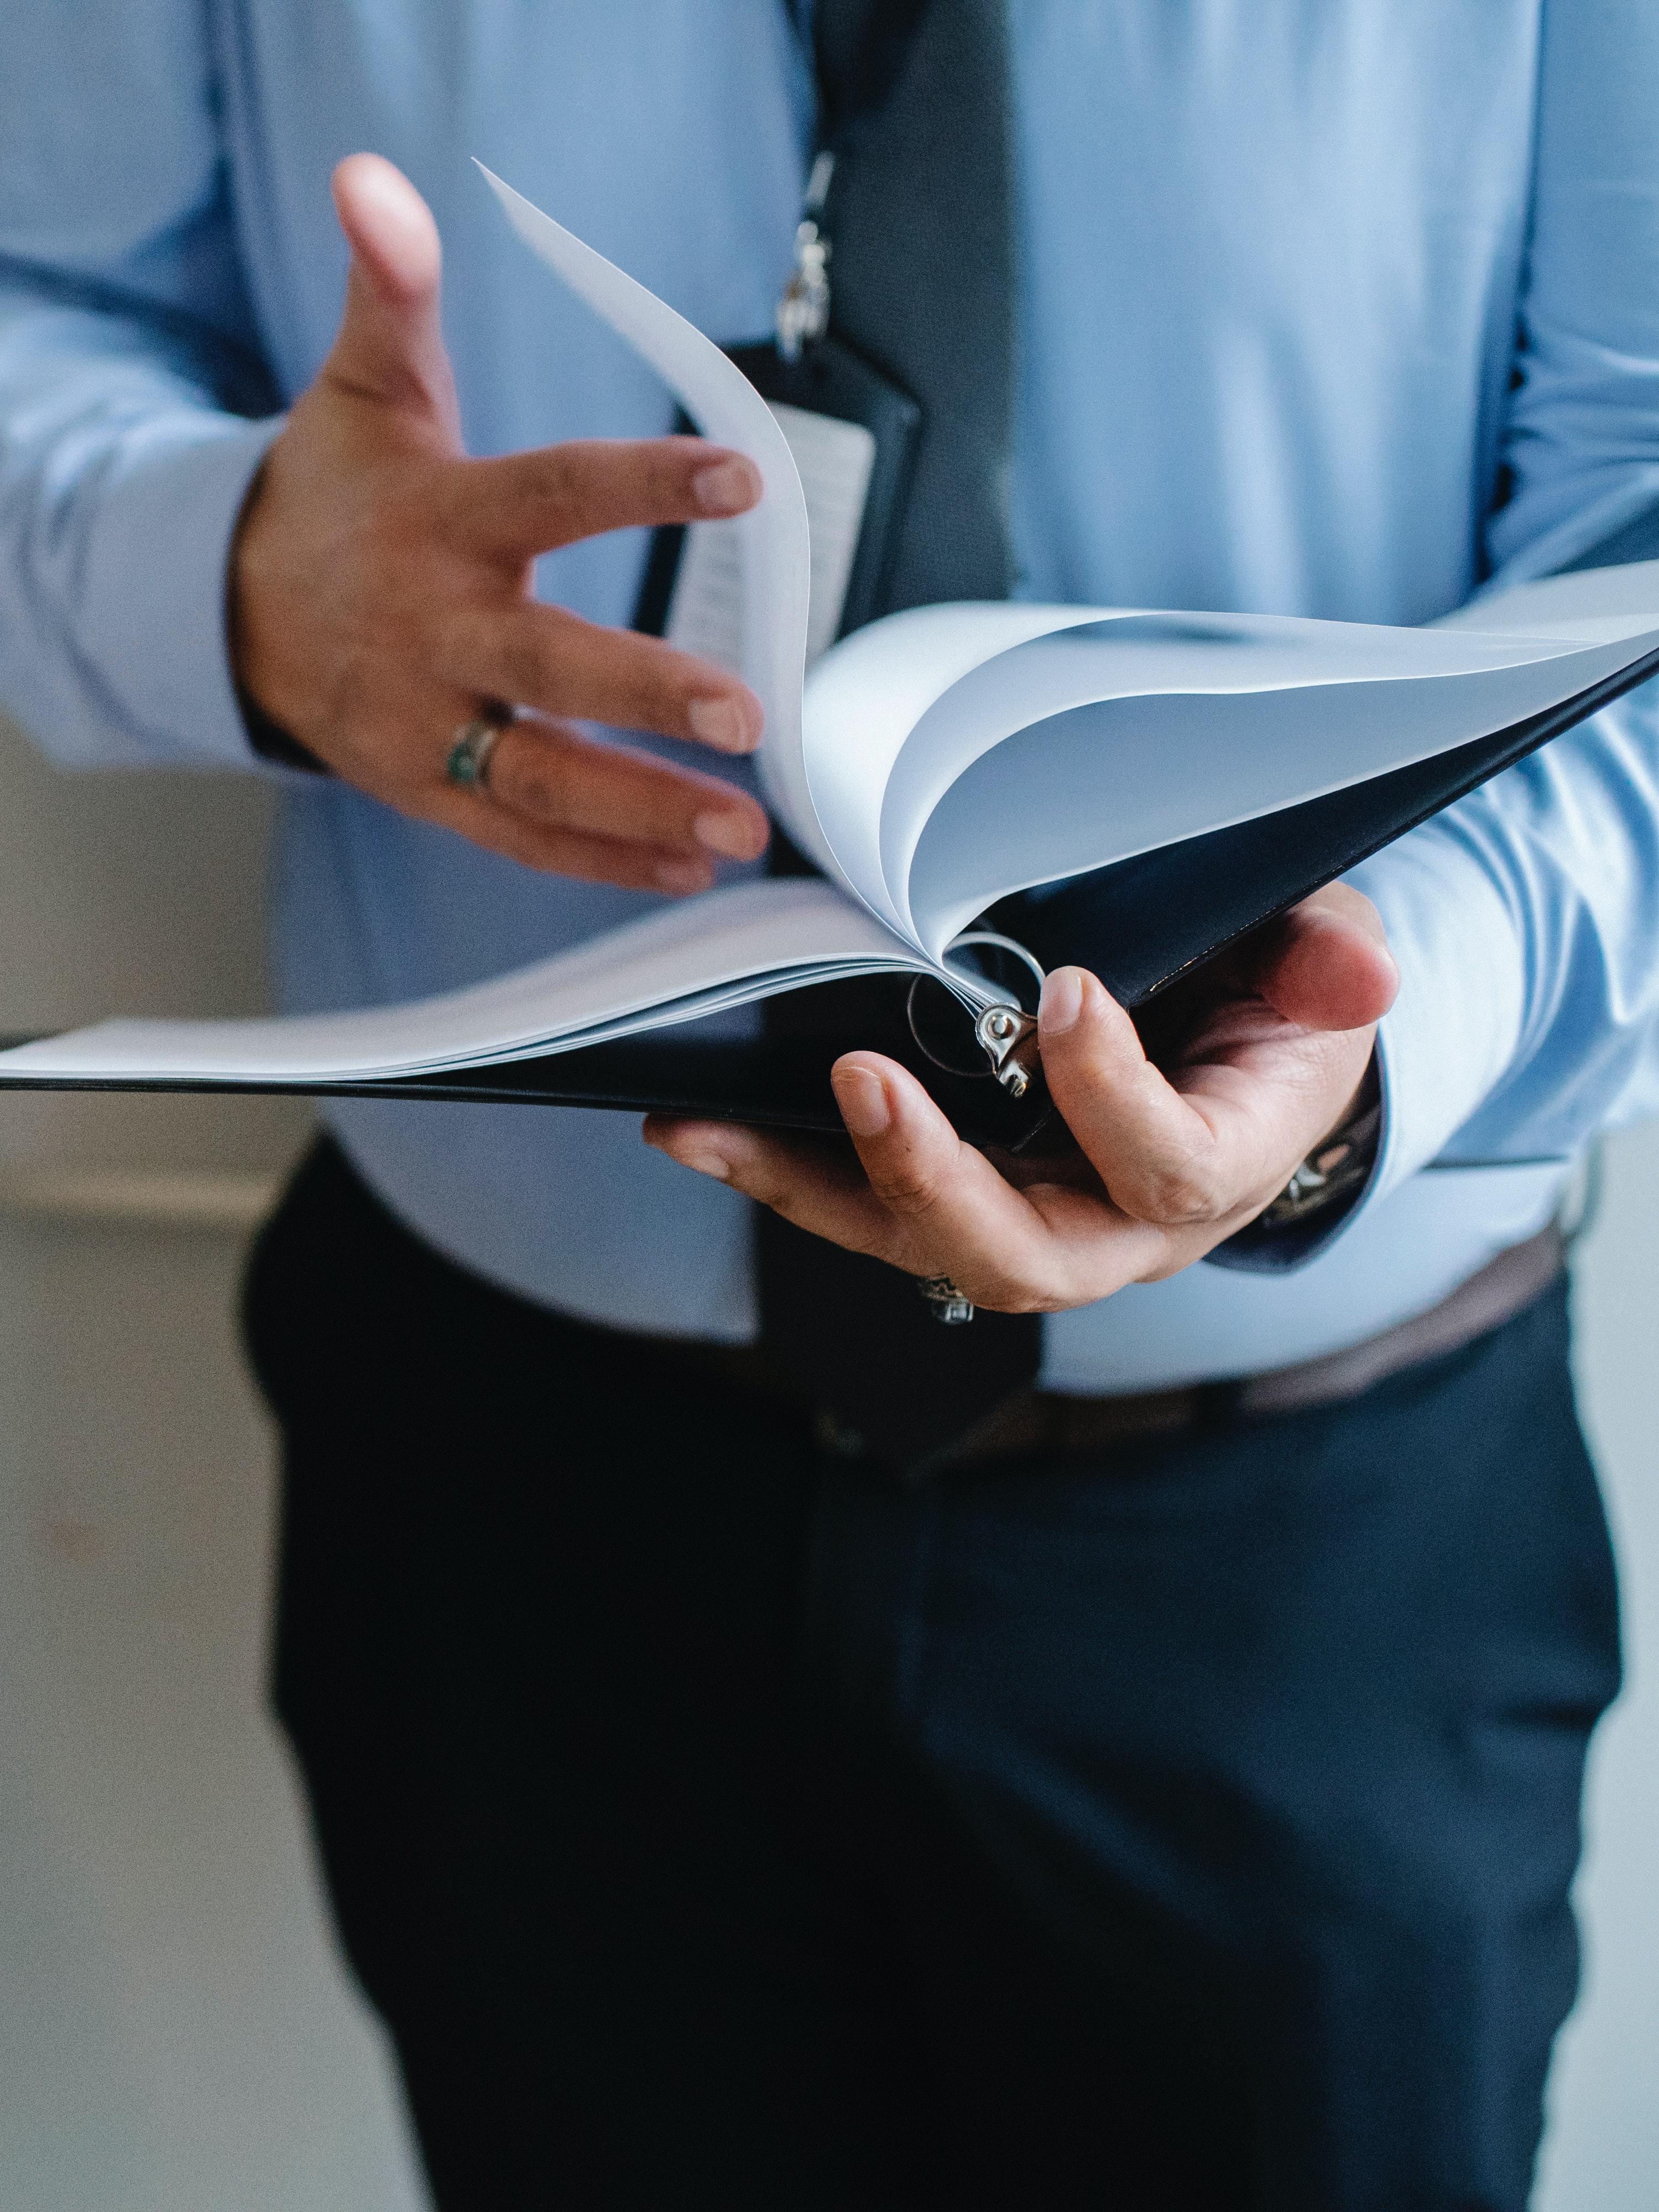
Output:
[0, 1163, 280, 1233]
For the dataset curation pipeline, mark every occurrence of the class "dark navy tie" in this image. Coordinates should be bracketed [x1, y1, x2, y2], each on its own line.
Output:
[757, 0, 1044, 1474]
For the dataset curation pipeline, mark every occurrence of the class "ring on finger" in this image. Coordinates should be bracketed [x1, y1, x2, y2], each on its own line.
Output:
[447, 713, 507, 790]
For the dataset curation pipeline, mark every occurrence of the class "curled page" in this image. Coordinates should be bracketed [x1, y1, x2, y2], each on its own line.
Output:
[475, 165, 841, 882]
[798, 602, 1103, 937]
[789, 591, 1659, 959]
[893, 609, 1659, 952]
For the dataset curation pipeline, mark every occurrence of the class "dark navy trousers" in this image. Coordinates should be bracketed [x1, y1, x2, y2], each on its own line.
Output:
[245, 1141, 1621, 2211]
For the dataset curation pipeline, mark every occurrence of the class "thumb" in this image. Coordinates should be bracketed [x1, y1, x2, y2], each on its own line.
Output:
[325, 154, 460, 439]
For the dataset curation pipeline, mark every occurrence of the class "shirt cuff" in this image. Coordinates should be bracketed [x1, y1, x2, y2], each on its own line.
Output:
[1207, 1058, 1381, 1273]
[1338, 822, 1527, 1211]
[1204, 820, 1527, 1275]
[74, 409, 286, 769]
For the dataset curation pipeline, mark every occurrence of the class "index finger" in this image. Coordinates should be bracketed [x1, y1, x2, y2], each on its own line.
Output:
[447, 436, 762, 560]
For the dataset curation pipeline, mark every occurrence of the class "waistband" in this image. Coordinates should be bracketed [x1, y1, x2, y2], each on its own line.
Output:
[645, 1221, 1567, 1470]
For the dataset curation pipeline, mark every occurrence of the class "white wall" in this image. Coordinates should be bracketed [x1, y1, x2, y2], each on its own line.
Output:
[0, 708, 1651, 2206]
[0, 1211, 430, 2212]
[0, 712, 426, 2208]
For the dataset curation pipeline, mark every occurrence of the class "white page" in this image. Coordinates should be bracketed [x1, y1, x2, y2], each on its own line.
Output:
[668, 404, 877, 674]
[796, 588, 1659, 948]
[799, 602, 1110, 935]
[898, 617, 1659, 952]
[476, 168, 842, 883]
[874, 609, 1597, 946]
[0, 880, 938, 1087]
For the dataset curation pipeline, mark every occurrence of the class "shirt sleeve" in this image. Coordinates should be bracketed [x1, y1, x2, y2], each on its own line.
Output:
[0, 0, 284, 772]
[1223, 0, 1659, 1270]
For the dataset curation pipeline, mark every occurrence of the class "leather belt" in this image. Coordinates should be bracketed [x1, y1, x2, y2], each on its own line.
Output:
[636, 1222, 1567, 1472]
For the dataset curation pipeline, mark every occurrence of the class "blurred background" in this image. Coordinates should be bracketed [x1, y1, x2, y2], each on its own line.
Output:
[0, 706, 1651, 2210]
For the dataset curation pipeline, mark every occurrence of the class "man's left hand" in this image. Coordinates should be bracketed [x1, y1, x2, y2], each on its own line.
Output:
[643, 883, 1399, 1313]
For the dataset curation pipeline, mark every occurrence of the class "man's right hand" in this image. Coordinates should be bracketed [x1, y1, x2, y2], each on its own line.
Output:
[229, 153, 772, 894]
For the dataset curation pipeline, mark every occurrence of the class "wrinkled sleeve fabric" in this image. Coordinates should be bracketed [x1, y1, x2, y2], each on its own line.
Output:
[1225, 0, 1659, 1271]
[0, 0, 283, 770]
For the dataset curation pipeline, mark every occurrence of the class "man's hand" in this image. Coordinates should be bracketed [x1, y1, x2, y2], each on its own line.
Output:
[644, 883, 1400, 1310]
[231, 153, 771, 893]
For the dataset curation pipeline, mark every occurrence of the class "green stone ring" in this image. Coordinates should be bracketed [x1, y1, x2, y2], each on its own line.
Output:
[446, 717, 503, 789]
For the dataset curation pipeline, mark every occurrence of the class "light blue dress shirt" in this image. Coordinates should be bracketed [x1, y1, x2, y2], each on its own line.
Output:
[3, 2, 1659, 1387]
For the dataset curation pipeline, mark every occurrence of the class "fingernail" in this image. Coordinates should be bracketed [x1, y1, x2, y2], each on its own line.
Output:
[687, 696, 754, 753]
[674, 1150, 732, 1182]
[692, 457, 758, 515]
[694, 808, 764, 861]
[833, 1064, 891, 1139]
[656, 858, 713, 895]
[1040, 967, 1084, 1035]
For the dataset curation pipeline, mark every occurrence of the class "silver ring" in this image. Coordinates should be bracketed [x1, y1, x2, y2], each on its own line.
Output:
[446, 716, 504, 789]
[916, 1274, 975, 1325]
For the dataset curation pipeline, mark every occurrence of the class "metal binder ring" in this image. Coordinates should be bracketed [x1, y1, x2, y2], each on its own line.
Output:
[947, 931, 1047, 998]
[905, 932, 1047, 1078]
